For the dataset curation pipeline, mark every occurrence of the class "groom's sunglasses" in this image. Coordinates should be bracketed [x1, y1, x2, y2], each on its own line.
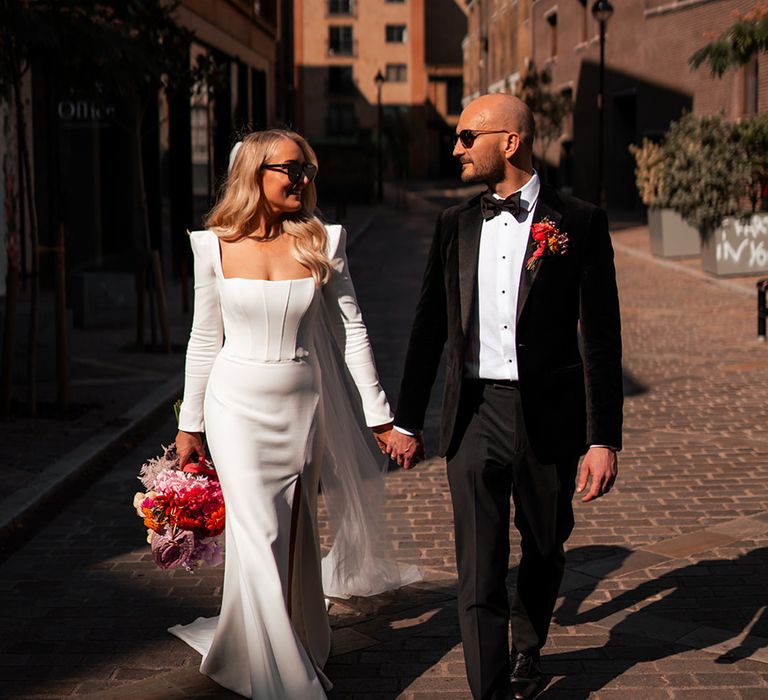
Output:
[456, 129, 512, 148]
[261, 161, 318, 185]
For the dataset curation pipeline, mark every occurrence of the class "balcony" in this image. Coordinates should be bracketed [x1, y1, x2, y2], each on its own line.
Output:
[326, 0, 357, 18]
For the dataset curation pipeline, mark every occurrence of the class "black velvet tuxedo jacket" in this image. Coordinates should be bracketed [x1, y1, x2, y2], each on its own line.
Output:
[394, 184, 623, 464]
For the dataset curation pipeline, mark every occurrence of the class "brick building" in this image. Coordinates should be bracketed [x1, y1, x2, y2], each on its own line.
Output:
[174, 1, 282, 231]
[1, 1, 282, 317]
[293, 0, 466, 197]
[21, 0, 282, 286]
[463, 0, 768, 210]
[463, 0, 532, 98]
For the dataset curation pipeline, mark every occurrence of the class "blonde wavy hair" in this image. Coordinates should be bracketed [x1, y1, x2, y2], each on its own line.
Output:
[205, 129, 332, 285]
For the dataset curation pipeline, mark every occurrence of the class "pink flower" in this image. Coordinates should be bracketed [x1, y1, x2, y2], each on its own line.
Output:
[138, 444, 180, 489]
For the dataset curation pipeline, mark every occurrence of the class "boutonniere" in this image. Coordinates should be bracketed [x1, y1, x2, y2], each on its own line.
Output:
[525, 218, 569, 271]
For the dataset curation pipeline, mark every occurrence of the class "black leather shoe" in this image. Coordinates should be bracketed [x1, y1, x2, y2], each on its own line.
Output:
[510, 651, 546, 699]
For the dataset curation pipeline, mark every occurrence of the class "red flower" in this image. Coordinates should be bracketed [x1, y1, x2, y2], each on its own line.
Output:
[526, 218, 568, 270]
[531, 221, 555, 242]
[205, 506, 226, 537]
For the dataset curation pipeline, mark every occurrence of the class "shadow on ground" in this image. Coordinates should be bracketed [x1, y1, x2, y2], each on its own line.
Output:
[538, 545, 768, 699]
[326, 578, 462, 699]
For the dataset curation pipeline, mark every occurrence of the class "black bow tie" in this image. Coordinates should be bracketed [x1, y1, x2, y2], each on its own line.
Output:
[480, 190, 522, 220]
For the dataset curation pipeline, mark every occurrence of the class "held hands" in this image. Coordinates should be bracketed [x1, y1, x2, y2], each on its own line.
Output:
[371, 423, 426, 469]
[372, 423, 394, 455]
[386, 430, 426, 470]
[175, 430, 206, 470]
[576, 446, 618, 502]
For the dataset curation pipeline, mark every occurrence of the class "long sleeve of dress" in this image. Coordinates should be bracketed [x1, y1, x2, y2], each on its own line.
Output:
[322, 225, 393, 428]
[177, 231, 224, 433]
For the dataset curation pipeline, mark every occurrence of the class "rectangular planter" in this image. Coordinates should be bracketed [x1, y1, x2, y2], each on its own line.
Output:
[701, 214, 768, 276]
[648, 207, 700, 258]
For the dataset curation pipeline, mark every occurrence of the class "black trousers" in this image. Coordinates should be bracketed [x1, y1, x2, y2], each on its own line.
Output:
[447, 380, 578, 700]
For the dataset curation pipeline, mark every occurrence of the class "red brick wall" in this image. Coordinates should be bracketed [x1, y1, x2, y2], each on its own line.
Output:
[527, 0, 767, 207]
[464, 0, 532, 99]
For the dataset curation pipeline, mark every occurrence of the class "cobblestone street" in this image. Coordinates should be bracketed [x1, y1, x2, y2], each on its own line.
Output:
[1, 190, 767, 699]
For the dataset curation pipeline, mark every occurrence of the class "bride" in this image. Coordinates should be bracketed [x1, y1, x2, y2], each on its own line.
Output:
[170, 129, 419, 698]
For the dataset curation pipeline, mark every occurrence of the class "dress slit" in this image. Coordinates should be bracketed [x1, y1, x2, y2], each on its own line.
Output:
[287, 474, 303, 618]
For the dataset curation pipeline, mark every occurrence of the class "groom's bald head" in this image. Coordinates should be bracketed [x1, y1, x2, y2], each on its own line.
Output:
[463, 93, 536, 151]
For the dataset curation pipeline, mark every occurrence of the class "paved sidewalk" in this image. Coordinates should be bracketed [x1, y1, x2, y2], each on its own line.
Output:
[1, 189, 767, 699]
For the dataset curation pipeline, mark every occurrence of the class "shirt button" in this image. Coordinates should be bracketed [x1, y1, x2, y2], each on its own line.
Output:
[508, 359, 513, 363]
[503, 325, 508, 329]
[501, 290, 506, 294]
[502, 255, 506, 259]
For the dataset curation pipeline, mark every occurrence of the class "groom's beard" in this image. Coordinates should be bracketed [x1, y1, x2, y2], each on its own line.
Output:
[459, 155, 506, 188]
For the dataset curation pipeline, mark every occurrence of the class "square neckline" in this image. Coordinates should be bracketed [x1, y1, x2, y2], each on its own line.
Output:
[212, 232, 314, 283]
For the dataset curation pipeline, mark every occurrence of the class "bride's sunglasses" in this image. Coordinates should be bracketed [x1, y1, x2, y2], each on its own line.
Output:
[456, 129, 512, 148]
[261, 161, 318, 185]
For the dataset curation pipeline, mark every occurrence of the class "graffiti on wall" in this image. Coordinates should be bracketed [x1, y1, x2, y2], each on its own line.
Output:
[716, 215, 768, 271]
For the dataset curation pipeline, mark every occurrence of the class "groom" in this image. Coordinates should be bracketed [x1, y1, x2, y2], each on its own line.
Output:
[388, 94, 623, 700]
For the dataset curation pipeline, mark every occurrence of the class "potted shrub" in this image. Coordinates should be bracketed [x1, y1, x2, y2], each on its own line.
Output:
[737, 113, 768, 214]
[663, 113, 767, 276]
[702, 115, 768, 275]
[630, 136, 700, 258]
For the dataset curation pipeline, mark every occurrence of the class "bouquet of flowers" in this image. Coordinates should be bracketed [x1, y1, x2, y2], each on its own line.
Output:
[133, 443, 225, 573]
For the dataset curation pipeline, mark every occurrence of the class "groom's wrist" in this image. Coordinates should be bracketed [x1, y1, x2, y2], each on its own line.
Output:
[394, 425, 422, 437]
[589, 444, 619, 453]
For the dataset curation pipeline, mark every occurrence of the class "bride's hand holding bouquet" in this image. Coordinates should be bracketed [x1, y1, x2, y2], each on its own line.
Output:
[175, 429, 217, 477]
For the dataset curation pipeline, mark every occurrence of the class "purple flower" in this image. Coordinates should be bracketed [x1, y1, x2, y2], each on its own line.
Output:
[151, 528, 195, 570]
[192, 538, 224, 569]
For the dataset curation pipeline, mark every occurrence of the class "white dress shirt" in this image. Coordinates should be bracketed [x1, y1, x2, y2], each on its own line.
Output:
[465, 172, 540, 380]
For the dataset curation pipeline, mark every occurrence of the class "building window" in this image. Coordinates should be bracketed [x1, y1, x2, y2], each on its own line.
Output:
[329, 25, 354, 56]
[253, 0, 277, 24]
[327, 102, 357, 136]
[328, 0, 353, 15]
[386, 25, 407, 43]
[577, 0, 588, 44]
[744, 56, 759, 115]
[386, 63, 407, 82]
[546, 11, 558, 59]
[328, 66, 355, 95]
[561, 86, 574, 137]
[446, 77, 463, 116]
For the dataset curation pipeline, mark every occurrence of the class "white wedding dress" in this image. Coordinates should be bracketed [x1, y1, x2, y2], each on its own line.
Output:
[170, 225, 419, 699]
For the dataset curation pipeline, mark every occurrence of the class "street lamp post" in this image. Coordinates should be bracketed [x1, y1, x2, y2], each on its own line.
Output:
[374, 69, 386, 202]
[591, 0, 614, 208]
